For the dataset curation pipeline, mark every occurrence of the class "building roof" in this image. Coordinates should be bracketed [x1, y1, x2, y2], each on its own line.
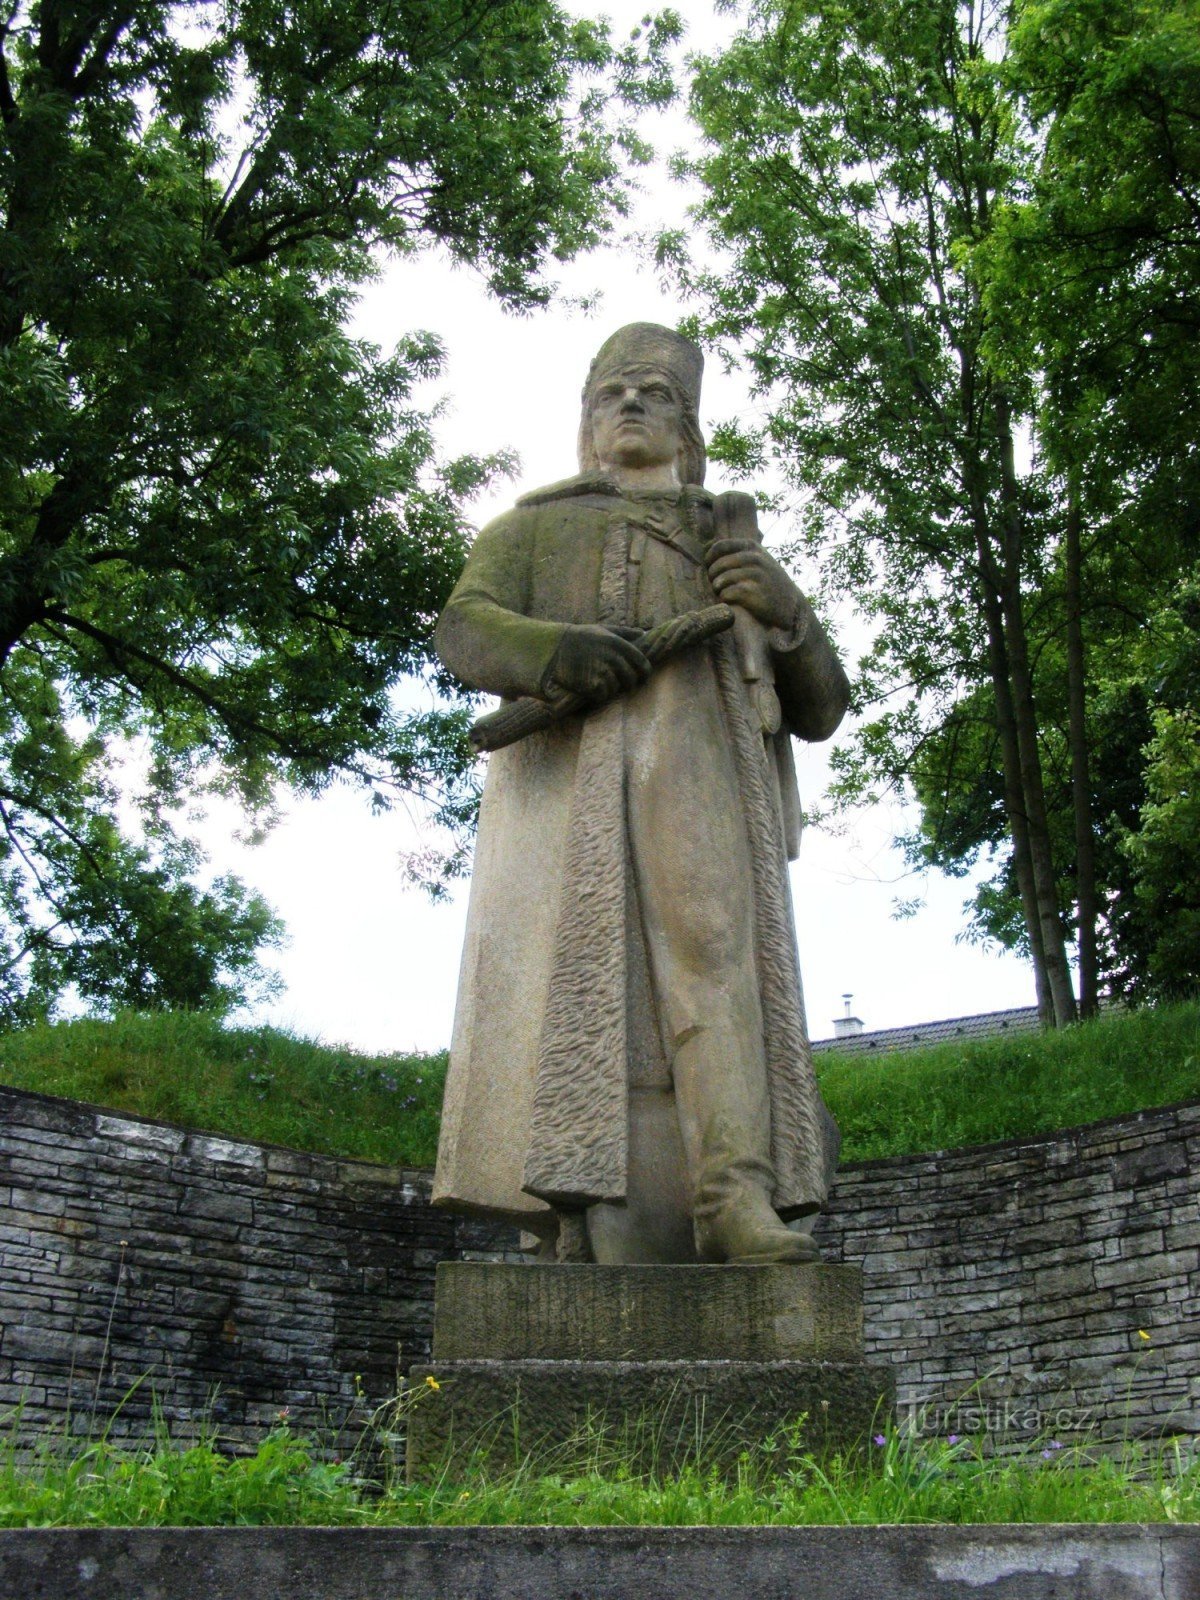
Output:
[810, 1005, 1042, 1056]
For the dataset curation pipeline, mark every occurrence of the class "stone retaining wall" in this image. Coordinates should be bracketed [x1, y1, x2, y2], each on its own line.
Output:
[814, 1099, 1200, 1443]
[0, 1087, 511, 1449]
[1, 1084, 1198, 1448]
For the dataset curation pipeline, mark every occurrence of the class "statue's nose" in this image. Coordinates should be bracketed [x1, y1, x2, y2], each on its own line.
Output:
[619, 387, 645, 411]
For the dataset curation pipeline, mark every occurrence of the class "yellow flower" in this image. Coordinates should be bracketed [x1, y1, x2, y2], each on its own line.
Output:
[425, 1374, 441, 1391]
[1138, 1329, 1151, 1342]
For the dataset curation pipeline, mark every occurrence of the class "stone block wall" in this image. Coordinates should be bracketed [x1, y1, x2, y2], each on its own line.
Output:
[0, 1087, 511, 1450]
[2, 1083, 1198, 1450]
[815, 1100, 1200, 1445]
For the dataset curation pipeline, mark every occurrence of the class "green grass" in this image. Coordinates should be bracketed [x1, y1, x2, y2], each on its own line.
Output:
[817, 998, 1200, 1163]
[0, 998, 1197, 1169]
[0, 1010, 446, 1168]
[1, 1414, 1196, 1528]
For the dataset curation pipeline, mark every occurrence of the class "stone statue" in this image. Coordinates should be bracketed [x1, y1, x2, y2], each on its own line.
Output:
[432, 323, 850, 1265]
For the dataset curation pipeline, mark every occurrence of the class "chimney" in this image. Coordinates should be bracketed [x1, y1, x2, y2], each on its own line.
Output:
[833, 993, 864, 1039]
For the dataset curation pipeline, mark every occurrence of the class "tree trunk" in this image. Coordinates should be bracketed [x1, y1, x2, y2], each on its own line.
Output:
[965, 462, 1054, 1023]
[1065, 471, 1099, 1018]
[979, 567, 1054, 1024]
[994, 392, 1077, 1026]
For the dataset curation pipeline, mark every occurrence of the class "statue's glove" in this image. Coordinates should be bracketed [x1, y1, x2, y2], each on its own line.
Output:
[543, 624, 650, 702]
[706, 538, 804, 634]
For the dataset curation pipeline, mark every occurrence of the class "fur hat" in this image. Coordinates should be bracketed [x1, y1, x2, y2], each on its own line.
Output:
[577, 323, 707, 485]
[582, 322, 704, 411]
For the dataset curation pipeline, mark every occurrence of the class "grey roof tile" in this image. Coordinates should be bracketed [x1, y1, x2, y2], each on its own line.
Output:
[811, 1006, 1043, 1056]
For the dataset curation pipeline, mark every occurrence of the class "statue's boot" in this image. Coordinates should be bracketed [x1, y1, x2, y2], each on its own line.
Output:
[691, 1145, 819, 1265]
[670, 998, 822, 1266]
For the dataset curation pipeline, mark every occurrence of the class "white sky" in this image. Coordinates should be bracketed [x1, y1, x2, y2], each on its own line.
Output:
[201, 1, 1039, 1054]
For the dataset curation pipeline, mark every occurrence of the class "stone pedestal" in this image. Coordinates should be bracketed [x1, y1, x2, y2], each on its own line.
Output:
[405, 1263, 893, 1479]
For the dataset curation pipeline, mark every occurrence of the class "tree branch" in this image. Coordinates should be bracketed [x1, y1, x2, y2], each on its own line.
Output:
[73, 5, 139, 96]
[0, 0, 20, 125]
[41, 607, 323, 764]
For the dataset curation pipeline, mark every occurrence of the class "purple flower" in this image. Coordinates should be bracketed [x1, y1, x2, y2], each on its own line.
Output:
[873, 1434, 887, 1447]
[947, 1434, 959, 1445]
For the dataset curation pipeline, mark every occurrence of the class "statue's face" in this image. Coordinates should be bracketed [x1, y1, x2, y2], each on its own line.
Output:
[588, 366, 683, 474]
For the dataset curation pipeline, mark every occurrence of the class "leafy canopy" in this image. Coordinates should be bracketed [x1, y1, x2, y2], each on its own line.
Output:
[673, 0, 1040, 915]
[677, 0, 1200, 1004]
[0, 0, 680, 1020]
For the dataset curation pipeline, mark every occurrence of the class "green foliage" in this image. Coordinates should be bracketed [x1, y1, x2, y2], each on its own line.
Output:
[988, 0, 1200, 485]
[0, 1426, 356, 1527]
[1113, 577, 1200, 997]
[0, 1009, 446, 1165]
[0, 0, 681, 1020]
[677, 0, 1200, 1005]
[3, 1412, 1197, 1527]
[818, 999, 1200, 1163]
[1129, 706, 1200, 997]
[674, 0, 1081, 1011]
[939, 0, 1200, 998]
[0, 656, 286, 1020]
[957, 0, 1200, 995]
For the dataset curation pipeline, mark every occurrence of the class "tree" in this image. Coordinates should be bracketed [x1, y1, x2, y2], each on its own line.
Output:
[1118, 581, 1200, 999]
[0, 0, 678, 1020]
[980, 0, 1200, 1007]
[886, 0, 1200, 1010]
[674, 0, 1080, 1022]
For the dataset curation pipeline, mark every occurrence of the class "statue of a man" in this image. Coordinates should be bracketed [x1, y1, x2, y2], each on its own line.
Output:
[432, 323, 849, 1264]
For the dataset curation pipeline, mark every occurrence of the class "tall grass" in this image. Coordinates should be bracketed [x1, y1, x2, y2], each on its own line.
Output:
[0, 999, 1196, 1168]
[819, 998, 1200, 1162]
[2, 1412, 1196, 1528]
[0, 1010, 445, 1167]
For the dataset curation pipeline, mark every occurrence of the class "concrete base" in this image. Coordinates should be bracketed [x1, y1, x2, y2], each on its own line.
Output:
[4, 1526, 1198, 1600]
[406, 1357, 894, 1478]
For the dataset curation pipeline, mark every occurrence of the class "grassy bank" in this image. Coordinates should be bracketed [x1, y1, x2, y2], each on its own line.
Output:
[0, 999, 1196, 1169]
[0, 1010, 445, 1168]
[1, 1419, 1196, 1528]
[816, 998, 1200, 1163]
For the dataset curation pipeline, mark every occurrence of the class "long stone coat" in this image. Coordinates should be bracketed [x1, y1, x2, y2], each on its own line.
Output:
[432, 473, 849, 1233]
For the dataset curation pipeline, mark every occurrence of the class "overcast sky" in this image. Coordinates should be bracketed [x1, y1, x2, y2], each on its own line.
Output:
[199, 1, 1041, 1055]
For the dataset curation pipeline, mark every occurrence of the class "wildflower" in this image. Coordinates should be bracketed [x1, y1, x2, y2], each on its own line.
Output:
[276, 1406, 290, 1421]
[1047, 1440, 1062, 1451]
[457, 1491, 470, 1503]
[1138, 1329, 1151, 1342]
[425, 1374, 441, 1392]
[873, 1434, 886, 1447]
[947, 1434, 959, 1445]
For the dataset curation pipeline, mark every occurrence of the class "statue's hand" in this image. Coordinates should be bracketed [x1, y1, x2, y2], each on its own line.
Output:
[706, 539, 801, 631]
[544, 624, 650, 702]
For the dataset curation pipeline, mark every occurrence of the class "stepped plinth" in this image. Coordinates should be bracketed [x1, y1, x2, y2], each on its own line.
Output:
[406, 1263, 893, 1479]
